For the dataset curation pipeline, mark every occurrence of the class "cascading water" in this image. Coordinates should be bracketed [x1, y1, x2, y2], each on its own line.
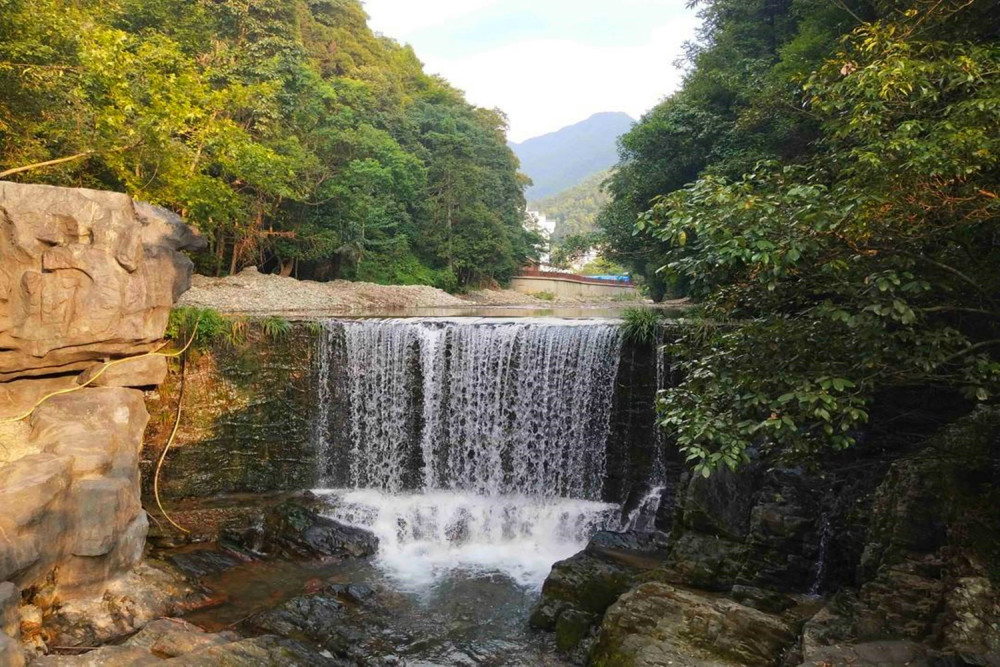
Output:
[313, 318, 626, 588]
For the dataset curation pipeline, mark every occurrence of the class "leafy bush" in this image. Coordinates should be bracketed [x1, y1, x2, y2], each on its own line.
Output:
[532, 291, 556, 302]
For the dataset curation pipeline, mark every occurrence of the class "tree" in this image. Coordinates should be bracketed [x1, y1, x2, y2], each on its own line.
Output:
[642, 3, 1000, 475]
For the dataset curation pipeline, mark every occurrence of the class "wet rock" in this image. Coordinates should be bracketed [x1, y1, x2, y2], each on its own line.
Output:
[587, 530, 669, 555]
[125, 618, 210, 649]
[592, 582, 800, 667]
[735, 468, 823, 592]
[166, 549, 247, 580]
[29, 631, 340, 666]
[246, 501, 378, 560]
[530, 551, 637, 630]
[163, 635, 342, 666]
[555, 608, 596, 653]
[730, 585, 795, 614]
[245, 593, 354, 656]
[326, 583, 375, 604]
[656, 532, 744, 592]
[797, 639, 932, 667]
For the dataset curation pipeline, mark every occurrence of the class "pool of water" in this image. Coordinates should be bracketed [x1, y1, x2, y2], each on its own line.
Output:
[181, 489, 622, 664]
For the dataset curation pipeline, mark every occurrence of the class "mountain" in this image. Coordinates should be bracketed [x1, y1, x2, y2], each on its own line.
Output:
[534, 170, 611, 243]
[511, 112, 634, 201]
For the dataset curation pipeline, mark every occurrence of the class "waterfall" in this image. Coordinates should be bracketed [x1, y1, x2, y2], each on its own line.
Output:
[313, 317, 627, 588]
[318, 318, 623, 500]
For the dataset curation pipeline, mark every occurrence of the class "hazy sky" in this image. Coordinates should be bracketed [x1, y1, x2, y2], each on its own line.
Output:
[361, 0, 700, 142]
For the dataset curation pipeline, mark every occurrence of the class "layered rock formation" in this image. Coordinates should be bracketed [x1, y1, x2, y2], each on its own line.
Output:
[0, 182, 204, 664]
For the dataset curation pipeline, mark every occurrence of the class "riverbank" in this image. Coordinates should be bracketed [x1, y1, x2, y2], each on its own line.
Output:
[178, 266, 683, 314]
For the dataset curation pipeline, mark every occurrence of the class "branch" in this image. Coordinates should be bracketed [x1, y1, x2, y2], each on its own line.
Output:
[0, 152, 93, 179]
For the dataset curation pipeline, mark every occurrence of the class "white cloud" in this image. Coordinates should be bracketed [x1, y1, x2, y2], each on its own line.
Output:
[362, 2, 699, 141]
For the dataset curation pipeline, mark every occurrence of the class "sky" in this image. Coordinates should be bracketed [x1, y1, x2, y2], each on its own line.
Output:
[361, 0, 701, 143]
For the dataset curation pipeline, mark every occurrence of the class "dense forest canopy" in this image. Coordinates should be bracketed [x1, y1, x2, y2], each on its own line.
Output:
[0, 0, 540, 288]
[600, 0, 1000, 474]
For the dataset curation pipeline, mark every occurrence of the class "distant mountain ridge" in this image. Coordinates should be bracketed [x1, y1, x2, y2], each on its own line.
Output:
[511, 111, 634, 201]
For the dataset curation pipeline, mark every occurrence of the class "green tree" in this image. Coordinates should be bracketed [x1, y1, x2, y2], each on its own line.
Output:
[642, 4, 1000, 475]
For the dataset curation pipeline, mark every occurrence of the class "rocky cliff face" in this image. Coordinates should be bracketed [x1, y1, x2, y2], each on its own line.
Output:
[533, 408, 1000, 666]
[0, 182, 203, 665]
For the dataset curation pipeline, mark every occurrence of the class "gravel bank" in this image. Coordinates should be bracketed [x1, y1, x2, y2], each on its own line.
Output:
[178, 267, 565, 314]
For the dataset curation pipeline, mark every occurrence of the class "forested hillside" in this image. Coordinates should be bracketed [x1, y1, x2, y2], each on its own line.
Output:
[512, 112, 632, 200]
[533, 170, 609, 244]
[600, 0, 1000, 471]
[0, 0, 539, 288]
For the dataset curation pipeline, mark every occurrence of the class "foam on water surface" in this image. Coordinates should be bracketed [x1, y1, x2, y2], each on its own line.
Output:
[315, 489, 619, 590]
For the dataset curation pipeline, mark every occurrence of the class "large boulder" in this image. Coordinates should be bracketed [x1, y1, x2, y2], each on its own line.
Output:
[591, 582, 802, 667]
[0, 181, 204, 381]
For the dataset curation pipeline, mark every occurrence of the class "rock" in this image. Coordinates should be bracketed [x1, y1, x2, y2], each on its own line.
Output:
[134, 202, 207, 255]
[0, 582, 20, 639]
[124, 618, 209, 650]
[68, 478, 140, 557]
[0, 182, 201, 381]
[555, 608, 596, 653]
[798, 639, 932, 667]
[76, 356, 168, 389]
[0, 454, 73, 583]
[941, 576, 1000, 661]
[591, 582, 800, 667]
[325, 583, 375, 605]
[239, 501, 378, 560]
[0, 631, 25, 667]
[656, 531, 745, 592]
[246, 593, 345, 641]
[730, 585, 795, 614]
[150, 628, 238, 658]
[165, 549, 247, 580]
[31, 645, 157, 666]
[30, 388, 149, 480]
[529, 551, 637, 630]
[45, 560, 209, 648]
[162, 635, 342, 666]
[0, 377, 77, 465]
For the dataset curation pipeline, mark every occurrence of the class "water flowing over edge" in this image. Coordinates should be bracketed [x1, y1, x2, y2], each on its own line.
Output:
[315, 317, 625, 500]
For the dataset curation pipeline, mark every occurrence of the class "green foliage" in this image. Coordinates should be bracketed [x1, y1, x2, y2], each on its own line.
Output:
[620, 308, 663, 345]
[531, 291, 556, 302]
[166, 307, 232, 347]
[641, 3, 1000, 474]
[0, 0, 538, 288]
[597, 0, 867, 300]
[261, 316, 292, 340]
[535, 170, 611, 243]
[167, 308, 299, 349]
